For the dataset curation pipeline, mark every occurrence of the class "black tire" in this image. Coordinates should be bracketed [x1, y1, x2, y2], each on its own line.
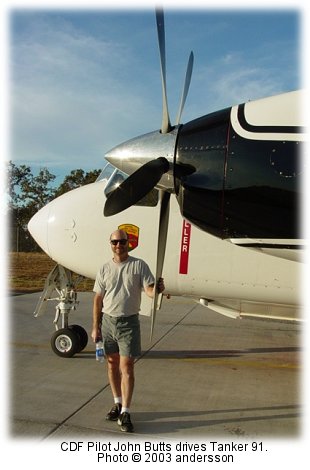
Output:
[51, 328, 80, 358]
[69, 324, 88, 352]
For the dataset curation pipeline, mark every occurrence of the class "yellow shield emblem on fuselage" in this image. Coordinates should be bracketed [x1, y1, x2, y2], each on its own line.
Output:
[118, 224, 139, 252]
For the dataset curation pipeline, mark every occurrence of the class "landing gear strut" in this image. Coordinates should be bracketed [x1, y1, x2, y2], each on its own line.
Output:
[34, 265, 88, 358]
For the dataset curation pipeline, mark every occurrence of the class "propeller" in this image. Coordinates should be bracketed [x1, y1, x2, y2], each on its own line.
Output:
[104, 13, 194, 218]
[156, 8, 171, 134]
[103, 9, 194, 339]
[150, 190, 170, 340]
[176, 51, 194, 125]
[149, 11, 193, 340]
[104, 157, 169, 216]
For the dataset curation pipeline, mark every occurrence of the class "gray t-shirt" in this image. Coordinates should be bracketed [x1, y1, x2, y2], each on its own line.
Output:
[93, 256, 155, 317]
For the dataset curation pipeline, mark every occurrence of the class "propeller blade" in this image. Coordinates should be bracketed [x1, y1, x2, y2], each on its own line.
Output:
[104, 157, 169, 217]
[176, 51, 194, 125]
[150, 190, 171, 340]
[156, 8, 171, 134]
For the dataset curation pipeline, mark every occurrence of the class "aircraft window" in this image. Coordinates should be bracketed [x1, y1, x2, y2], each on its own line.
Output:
[103, 166, 159, 207]
[104, 168, 127, 196]
[96, 163, 117, 182]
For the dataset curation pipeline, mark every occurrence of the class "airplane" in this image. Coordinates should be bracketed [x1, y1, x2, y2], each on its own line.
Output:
[27, 10, 304, 358]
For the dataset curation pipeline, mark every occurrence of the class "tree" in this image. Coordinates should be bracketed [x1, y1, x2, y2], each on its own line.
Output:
[7, 162, 32, 209]
[7, 161, 56, 251]
[6, 162, 102, 251]
[55, 168, 101, 197]
[7, 161, 56, 224]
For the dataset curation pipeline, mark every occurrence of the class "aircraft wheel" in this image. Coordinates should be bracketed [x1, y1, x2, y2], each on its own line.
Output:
[51, 328, 80, 358]
[69, 325, 88, 352]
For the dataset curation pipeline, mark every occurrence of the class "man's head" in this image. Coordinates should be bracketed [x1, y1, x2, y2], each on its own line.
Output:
[110, 229, 129, 260]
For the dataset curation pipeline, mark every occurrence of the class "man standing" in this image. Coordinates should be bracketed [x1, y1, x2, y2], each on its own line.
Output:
[92, 229, 164, 433]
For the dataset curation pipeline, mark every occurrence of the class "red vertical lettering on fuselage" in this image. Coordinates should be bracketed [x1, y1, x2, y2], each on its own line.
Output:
[179, 220, 191, 274]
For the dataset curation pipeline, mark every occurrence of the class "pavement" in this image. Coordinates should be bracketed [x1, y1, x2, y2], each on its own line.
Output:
[7, 291, 303, 442]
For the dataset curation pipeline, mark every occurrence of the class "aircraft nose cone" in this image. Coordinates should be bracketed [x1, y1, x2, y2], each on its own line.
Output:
[27, 181, 109, 279]
[28, 204, 51, 256]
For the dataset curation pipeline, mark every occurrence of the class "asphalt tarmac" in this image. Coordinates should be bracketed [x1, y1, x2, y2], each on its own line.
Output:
[7, 291, 303, 442]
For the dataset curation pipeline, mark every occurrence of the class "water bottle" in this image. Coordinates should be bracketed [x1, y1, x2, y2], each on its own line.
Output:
[96, 340, 104, 363]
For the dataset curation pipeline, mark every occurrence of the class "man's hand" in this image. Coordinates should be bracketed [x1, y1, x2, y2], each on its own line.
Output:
[91, 327, 102, 343]
[157, 277, 165, 294]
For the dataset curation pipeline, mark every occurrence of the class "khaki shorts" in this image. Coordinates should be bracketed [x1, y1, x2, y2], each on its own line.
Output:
[101, 313, 141, 357]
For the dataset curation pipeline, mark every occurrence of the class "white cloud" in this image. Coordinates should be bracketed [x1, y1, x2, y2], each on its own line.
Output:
[10, 13, 160, 170]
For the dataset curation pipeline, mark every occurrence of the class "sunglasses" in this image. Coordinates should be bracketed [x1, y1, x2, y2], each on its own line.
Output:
[110, 239, 128, 246]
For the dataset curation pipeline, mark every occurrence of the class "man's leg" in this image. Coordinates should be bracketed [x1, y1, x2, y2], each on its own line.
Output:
[118, 355, 135, 432]
[119, 355, 135, 409]
[105, 353, 123, 421]
[106, 352, 121, 398]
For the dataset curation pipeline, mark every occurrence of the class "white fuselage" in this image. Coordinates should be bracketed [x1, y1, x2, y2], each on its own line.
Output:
[28, 176, 301, 321]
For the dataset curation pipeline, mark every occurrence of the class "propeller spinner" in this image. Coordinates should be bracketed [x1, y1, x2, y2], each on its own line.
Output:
[104, 9, 194, 339]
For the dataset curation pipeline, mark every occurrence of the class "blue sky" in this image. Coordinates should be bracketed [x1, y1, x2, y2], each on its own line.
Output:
[6, 1, 303, 184]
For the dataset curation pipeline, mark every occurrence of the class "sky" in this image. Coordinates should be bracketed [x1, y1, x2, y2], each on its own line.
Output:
[3, 0, 305, 185]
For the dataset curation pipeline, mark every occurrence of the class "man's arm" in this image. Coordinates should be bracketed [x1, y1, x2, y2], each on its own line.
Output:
[91, 292, 104, 342]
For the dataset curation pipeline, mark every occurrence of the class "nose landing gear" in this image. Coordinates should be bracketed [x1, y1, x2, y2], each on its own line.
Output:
[34, 265, 88, 358]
